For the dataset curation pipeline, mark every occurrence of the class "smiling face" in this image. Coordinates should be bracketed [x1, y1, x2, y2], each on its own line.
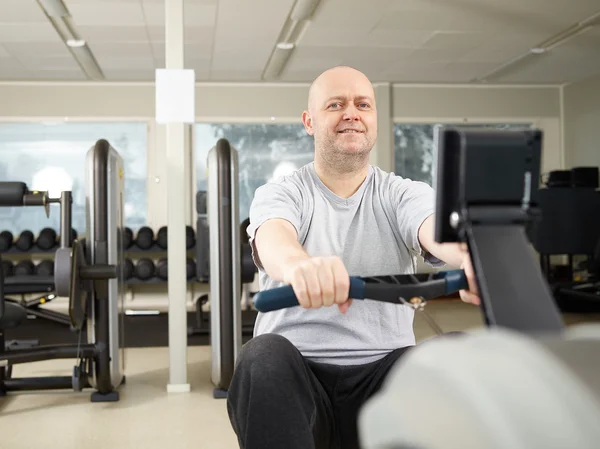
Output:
[302, 66, 377, 172]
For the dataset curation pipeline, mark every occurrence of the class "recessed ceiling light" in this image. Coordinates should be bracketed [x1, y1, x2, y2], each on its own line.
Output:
[276, 42, 294, 50]
[530, 47, 546, 54]
[67, 39, 86, 48]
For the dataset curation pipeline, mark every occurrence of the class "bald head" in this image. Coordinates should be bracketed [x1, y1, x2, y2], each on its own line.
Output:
[301, 65, 378, 174]
[307, 66, 375, 114]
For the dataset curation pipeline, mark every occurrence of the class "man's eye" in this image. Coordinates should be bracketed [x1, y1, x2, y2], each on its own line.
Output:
[359, 103, 370, 109]
[329, 103, 341, 109]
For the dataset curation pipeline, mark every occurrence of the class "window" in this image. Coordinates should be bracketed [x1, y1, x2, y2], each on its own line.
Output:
[0, 122, 147, 235]
[195, 123, 314, 221]
[394, 123, 534, 185]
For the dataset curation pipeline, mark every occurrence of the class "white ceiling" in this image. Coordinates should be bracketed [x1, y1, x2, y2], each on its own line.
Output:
[0, 0, 599, 84]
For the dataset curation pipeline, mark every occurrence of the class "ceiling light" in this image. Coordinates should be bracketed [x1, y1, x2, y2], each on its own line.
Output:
[530, 47, 546, 54]
[276, 42, 294, 50]
[66, 39, 86, 48]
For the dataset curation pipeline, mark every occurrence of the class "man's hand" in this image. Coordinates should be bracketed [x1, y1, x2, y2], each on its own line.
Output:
[418, 215, 480, 305]
[458, 245, 480, 305]
[281, 256, 353, 313]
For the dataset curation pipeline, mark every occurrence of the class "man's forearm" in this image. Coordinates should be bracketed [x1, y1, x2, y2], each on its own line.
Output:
[254, 218, 309, 282]
[417, 214, 464, 267]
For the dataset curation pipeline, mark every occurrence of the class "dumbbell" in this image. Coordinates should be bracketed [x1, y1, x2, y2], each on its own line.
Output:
[15, 230, 34, 251]
[156, 226, 196, 249]
[123, 227, 133, 250]
[14, 260, 35, 276]
[36, 260, 54, 276]
[187, 258, 196, 279]
[186, 226, 195, 249]
[2, 260, 14, 277]
[136, 226, 154, 250]
[135, 258, 155, 280]
[156, 226, 168, 249]
[123, 258, 134, 280]
[36, 227, 57, 250]
[156, 258, 168, 279]
[0, 230, 13, 251]
[155, 258, 196, 280]
[59, 228, 78, 245]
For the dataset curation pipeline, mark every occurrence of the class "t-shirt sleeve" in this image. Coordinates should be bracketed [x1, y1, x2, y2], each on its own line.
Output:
[390, 177, 444, 267]
[246, 180, 303, 270]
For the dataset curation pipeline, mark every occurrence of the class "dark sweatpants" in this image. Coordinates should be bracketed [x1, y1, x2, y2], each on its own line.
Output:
[226, 333, 411, 449]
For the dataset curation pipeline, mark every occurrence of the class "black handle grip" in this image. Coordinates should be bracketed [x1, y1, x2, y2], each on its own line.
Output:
[253, 269, 469, 313]
[254, 277, 366, 312]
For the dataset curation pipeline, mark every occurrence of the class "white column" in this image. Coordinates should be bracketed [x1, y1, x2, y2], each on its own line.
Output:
[370, 83, 394, 172]
[165, 0, 190, 393]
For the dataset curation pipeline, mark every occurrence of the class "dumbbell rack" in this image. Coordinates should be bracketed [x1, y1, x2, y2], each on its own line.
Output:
[122, 226, 198, 285]
[1, 229, 76, 327]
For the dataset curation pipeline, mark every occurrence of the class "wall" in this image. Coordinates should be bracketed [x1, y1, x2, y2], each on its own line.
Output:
[0, 81, 563, 310]
[563, 73, 600, 169]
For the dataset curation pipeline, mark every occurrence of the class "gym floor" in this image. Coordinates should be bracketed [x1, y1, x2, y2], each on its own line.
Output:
[2, 299, 599, 449]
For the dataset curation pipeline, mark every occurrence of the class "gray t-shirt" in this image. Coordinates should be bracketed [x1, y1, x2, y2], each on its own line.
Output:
[247, 162, 442, 366]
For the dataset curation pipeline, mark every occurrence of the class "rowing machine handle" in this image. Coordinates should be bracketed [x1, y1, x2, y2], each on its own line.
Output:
[253, 269, 469, 313]
[444, 269, 469, 293]
[254, 277, 366, 312]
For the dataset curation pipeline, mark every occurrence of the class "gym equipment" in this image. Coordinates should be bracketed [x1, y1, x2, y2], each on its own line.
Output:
[136, 226, 154, 249]
[528, 166, 600, 312]
[123, 227, 133, 249]
[2, 260, 13, 277]
[155, 258, 196, 280]
[156, 225, 196, 250]
[123, 258, 134, 280]
[36, 260, 54, 276]
[205, 138, 242, 398]
[186, 258, 196, 279]
[156, 258, 168, 279]
[1, 139, 126, 401]
[253, 270, 468, 313]
[356, 128, 600, 449]
[36, 227, 57, 250]
[14, 260, 35, 276]
[0, 230, 13, 251]
[15, 230, 34, 251]
[186, 225, 196, 249]
[156, 226, 168, 249]
[134, 258, 155, 280]
[196, 191, 209, 283]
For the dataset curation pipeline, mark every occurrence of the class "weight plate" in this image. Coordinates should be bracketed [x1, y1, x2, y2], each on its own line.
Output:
[68, 240, 88, 330]
[54, 247, 72, 297]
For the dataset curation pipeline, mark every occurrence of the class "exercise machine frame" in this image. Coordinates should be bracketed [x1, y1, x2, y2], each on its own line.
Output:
[0, 139, 126, 401]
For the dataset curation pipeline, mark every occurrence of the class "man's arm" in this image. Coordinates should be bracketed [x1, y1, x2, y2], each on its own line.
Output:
[418, 214, 480, 305]
[254, 218, 309, 283]
[253, 218, 352, 312]
[417, 214, 463, 267]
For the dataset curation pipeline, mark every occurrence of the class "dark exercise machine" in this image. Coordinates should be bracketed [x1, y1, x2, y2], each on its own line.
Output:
[196, 138, 243, 399]
[0, 139, 126, 402]
[357, 128, 600, 449]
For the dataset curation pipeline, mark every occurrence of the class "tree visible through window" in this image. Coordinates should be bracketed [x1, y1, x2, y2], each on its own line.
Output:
[394, 123, 534, 185]
[195, 123, 314, 221]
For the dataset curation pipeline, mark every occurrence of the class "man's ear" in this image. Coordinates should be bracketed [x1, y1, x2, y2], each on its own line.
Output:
[301, 110, 314, 136]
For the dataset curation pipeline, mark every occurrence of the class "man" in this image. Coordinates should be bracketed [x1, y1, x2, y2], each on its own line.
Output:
[227, 66, 480, 449]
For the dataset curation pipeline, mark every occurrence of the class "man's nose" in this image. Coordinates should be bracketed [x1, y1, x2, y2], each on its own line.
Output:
[342, 105, 360, 121]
